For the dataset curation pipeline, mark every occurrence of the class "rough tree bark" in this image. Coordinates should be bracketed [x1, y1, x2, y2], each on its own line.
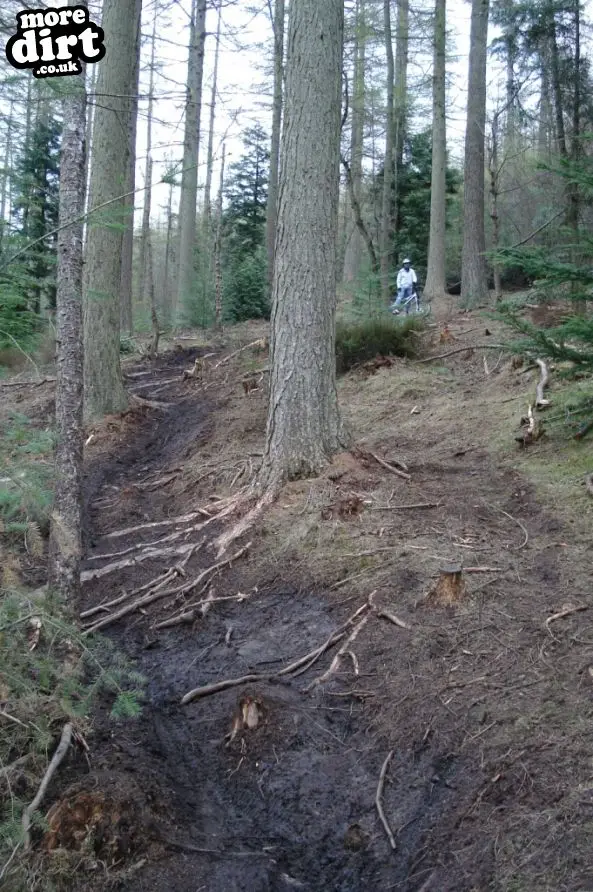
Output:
[393, 0, 409, 230]
[460, 0, 490, 307]
[343, 0, 366, 284]
[423, 0, 447, 302]
[203, 0, 222, 227]
[265, 0, 285, 292]
[380, 0, 395, 305]
[0, 101, 14, 256]
[119, 22, 140, 336]
[213, 143, 225, 333]
[138, 5, 157, 308]
[258, 0, 348, 489]
[48, 2, 87, 600]
[83, 0, 141, 418]
[176, 0, 207, 318]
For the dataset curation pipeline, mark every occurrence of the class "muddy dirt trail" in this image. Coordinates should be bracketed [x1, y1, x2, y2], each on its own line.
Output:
[59, 324, 593, 892]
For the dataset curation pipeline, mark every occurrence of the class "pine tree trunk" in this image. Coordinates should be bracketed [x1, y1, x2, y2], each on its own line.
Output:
[119, 23, 140, 336]
[162, 182, 174, 326]
[0, 101, 13, 256]
[537, 61, 552, 159]
[83, 0, 141, 419]
[424, 0, 447, 302]
[460, 0, 489, 307]
[176, 0, 207, 318]
[203, 1, 222, 227]
[265, 0, 285, 293]
[258, 0, 348, 490]
[393, 0, 409, 232]
[380, 0, 395, 305]
[489, 113, 503, 301]
[83, 64, 97, 253]
[138, 6, 157, 308]
[213, 143, 225, 333]
[343, 0, 366, 285]
[48, 5, 87, 601]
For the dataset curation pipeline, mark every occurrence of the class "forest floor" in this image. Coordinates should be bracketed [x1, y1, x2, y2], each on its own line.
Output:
[2, 295, 593, 892]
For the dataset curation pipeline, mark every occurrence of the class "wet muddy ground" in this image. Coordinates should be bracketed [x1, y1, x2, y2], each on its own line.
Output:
[38, 325, 593, 892]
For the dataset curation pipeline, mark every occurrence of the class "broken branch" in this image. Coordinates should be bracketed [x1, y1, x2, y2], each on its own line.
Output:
[22, 723, 73, 849]
[535, 358, 550, 407]
[376, 750, 397, 850]
[360, 449, 411, 481]
[545, 602, 588, 636]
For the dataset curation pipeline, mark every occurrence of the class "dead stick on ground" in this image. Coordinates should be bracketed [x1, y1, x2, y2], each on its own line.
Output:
[369, 503, 439, 511]
[376, 750, 397, 850]
[535, 358, 550, 407]
[545, 603, 588, 636]
[181, 603, 373, 704]
[415, 344, 505, 363]
[377, 610, 410, 630]
[586, 473, 593, 497]
[213, 339, 267, 369]
[305, 596, 375, 692]
[364, 450, 411, 482]
[22, 722, 73, 849]
[463, 566, 503, 573]
[486, 502, 529, 550]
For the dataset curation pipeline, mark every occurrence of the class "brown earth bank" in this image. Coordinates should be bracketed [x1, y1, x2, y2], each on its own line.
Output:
[5, 306, 593, 892]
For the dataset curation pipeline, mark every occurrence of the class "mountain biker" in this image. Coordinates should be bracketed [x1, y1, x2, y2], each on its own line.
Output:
[391, 258, 418, 315]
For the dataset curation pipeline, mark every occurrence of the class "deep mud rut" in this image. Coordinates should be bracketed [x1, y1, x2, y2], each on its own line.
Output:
[59, 328, 593, 892]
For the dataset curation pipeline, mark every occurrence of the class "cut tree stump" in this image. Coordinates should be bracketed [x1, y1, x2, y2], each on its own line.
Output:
[427, 564, 467, 606]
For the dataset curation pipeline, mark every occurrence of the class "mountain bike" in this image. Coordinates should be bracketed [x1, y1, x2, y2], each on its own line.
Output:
[390, 286, 430, 317]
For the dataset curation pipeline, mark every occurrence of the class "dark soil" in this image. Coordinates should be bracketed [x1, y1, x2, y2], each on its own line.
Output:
[34, 328, 593, 892]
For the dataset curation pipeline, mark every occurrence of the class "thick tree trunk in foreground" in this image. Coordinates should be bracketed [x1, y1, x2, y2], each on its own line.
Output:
[259, 0, 348, 489]
[424, 0, 447, 302]
[461, 0, 489, 307]
[48, 8, 87, 600]
[83, 0, 141, 418]
[266, 0, 285, 292]
[176, 0, 207, 318]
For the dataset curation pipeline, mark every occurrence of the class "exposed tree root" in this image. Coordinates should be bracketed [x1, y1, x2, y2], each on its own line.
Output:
[81, 541, 204, 582]
[356, 448, 411, 482]
[213, 488, 276, 557]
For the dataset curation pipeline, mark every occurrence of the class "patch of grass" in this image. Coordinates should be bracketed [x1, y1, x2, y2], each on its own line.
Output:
[0, 413, 55, 540]
[0, 588, 146, 887]
[335, 315, 426, 374]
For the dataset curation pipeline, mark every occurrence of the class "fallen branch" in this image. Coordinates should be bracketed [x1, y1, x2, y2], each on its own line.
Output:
[369, 503, 439, 511]
[181, 600, 373, 704]
[213, 338, 268, 370]
[415, 344, 505, 363]
[305, 594, 375, 692]
[377, 609, 410, 630]
[544, 602, 588, 636]
[585, 473, 593, 497]
[463, 566, 503, 573]
[486, 502, 529, 550]
[22, 722, 73, 849]
[376, 750, 397, 850]
[360, 449, 411, 482]
[0, 377, 55, 388]
[535, 358, 550, 407]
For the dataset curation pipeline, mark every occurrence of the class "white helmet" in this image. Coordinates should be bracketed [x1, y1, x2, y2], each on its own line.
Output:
[403, 258, 411, 264]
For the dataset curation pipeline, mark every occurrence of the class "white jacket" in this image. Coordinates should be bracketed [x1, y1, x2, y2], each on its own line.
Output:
[396, 267, 417, 289]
